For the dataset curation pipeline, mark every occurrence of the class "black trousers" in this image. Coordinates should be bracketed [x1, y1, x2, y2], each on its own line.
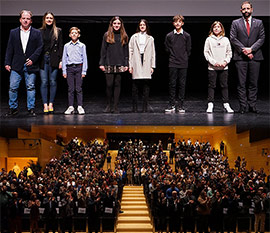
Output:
[235, 60, 260, 108]
[168, 67, 187, 107]
[66, 65, 83, 106]
[207, 69, 229, 103]
[132, 79, 150, 105]
[105, 73, 121, 107]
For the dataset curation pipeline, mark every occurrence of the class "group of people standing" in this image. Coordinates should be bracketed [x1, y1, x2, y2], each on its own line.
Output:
[4, 1, 265, 116]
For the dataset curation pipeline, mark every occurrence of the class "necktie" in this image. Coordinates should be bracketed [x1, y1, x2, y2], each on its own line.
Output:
[246, 19, 250, 36]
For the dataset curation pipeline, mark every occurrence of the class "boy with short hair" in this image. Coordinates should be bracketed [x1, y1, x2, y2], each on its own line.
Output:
[164, 15, 191, 113]
[62, 27, 88, 114]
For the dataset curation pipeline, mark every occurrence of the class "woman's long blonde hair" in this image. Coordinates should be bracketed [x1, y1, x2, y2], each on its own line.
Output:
[106, 16, 128, 46]
[41, 11, 59, 40]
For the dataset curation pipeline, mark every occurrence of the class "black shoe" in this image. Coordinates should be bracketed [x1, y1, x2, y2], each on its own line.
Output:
[142, 105, 148, 113]
[5, 108, 18, 116]
[28, 109, 36, 117]
[249, 106, 258, 113]
[113, 107, 119, 114]
[103, 105, 111, 113]
[132, 104, 138, 113]
[239, 106, 246, 114]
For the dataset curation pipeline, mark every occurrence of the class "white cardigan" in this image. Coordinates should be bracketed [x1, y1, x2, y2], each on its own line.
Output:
[129, 33, 156, 79]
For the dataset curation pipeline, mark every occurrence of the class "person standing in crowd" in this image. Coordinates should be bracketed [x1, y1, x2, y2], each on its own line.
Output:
[28, 193, 41, 233]
[43, 191, 57, 233]
[62, 27, 88, 115]
[254, 187, 269, 233]
[4, 10, 43, 117]
[220, 140, 225, 155]
[230, 1, 265, 114]
[164, 14, 191, 113]
[129, 19, 156, 113]
[204, 21, 234, 113]
[39, 11, 63, 114]
[106, 153, 112, 169]
[8, 192, 23, 233]
[99, 16, 129, 114]
[197, 190, 211, 233]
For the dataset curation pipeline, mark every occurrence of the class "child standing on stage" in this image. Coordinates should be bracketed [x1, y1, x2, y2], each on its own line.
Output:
[204, 21, 234, 113]
[99, 16, 129, 114]
[164, 15, 191, 113]
[62, 27, 88, 114]
[129, 19, 156, 113]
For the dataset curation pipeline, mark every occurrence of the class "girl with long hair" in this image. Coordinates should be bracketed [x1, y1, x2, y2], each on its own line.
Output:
[204, 21, 234, 113]
[40, 11, 63, 114]
[99, 16, 129, 113]
[129, 19, 156, 112]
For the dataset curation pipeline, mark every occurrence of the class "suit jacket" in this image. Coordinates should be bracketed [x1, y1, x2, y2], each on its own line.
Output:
[5, 26, 43, 73]
[129, 33, 156, 80]
[230, 17, 265, 61]
[40, 27, 63, 69]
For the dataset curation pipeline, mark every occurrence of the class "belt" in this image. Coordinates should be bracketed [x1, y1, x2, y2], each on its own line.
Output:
[67, 63, 83, 67]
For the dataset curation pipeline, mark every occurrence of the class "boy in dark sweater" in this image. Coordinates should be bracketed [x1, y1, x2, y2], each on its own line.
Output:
[164, 15, 191, 113]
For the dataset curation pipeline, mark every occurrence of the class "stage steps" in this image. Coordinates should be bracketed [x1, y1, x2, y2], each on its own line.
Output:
[116, 186, 153, 232]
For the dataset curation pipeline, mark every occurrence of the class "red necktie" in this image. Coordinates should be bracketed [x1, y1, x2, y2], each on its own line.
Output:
[246, 19, 250, 36]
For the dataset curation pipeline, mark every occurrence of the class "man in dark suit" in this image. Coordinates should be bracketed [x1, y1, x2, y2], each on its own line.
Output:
[4, 10, 43, 116]
[230, 1, 265, 114]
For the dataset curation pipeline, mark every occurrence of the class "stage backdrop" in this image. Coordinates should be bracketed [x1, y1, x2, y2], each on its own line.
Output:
[1, 0, 269, 16]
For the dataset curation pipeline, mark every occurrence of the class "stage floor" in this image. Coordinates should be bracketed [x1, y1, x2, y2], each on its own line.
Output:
[0, 95, 269, 129]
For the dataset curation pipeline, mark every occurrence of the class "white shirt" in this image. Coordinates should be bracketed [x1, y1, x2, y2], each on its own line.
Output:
[244, 16, 252, 28]
[138, 32, 146, 54]
[20, 26, 31, 53]
[174, 28, 184, 35]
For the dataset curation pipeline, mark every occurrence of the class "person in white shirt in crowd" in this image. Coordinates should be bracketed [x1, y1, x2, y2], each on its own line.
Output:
[204, 21, 234, 113]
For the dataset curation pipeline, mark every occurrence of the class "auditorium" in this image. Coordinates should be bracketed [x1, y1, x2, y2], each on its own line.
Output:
[0, 0, 269, 232]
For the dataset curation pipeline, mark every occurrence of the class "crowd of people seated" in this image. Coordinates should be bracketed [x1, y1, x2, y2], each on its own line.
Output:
[0, 137, 270, 233]
[114, 138, 270, 233]
[0, 138, 122, 233]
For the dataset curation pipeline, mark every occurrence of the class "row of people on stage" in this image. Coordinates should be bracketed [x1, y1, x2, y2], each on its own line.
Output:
[4, 1, 265, 116]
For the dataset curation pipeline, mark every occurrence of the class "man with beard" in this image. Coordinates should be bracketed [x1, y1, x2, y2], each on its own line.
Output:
[230, 1, 265, 114]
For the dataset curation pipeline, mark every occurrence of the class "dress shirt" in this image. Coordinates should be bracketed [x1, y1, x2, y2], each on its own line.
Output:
[174, 28, 184, 35]
[244, 16, 252, 29]
[20, 26, 31, 53]
[138, 32, 146, 54]
[62, 40, 88, 75]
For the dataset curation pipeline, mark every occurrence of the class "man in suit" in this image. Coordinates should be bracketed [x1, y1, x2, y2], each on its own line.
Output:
[230, 1, 265, 114]
[5, 10, 43, 116]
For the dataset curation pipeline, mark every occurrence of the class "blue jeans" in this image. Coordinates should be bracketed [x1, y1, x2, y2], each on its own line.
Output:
[40, 55, 58, 104]
[9, 65, 36, 110]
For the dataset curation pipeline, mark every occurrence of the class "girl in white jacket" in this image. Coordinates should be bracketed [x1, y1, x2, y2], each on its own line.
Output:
[204, 21, 234, 113]
[129, 19, 156, 112]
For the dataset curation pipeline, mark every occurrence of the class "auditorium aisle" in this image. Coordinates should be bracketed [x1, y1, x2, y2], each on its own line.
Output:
[116, 186, 153, 232]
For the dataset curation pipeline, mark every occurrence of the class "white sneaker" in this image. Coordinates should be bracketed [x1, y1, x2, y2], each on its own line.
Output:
[64, 106, 74, 115]
[77, 106, 85, 115]
[223, 103, 234, 113]
[178, 108, 186, 113]
[206, 102, 214, 113]
[165, 106, 175, 113]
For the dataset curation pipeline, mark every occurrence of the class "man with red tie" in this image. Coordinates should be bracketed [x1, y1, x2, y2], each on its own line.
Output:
[230, 1, 265, 114]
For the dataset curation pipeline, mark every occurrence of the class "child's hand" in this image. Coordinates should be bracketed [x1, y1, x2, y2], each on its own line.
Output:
[99, 66, 105, 71]
[82, 74, 85, 78]
[63, 74, 67, 78]
[59, 62, 62, 69]
[129, 68, 133, 74]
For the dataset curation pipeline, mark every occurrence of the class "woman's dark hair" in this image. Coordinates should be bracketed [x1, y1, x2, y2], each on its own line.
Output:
[136, 19, 151, 35]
